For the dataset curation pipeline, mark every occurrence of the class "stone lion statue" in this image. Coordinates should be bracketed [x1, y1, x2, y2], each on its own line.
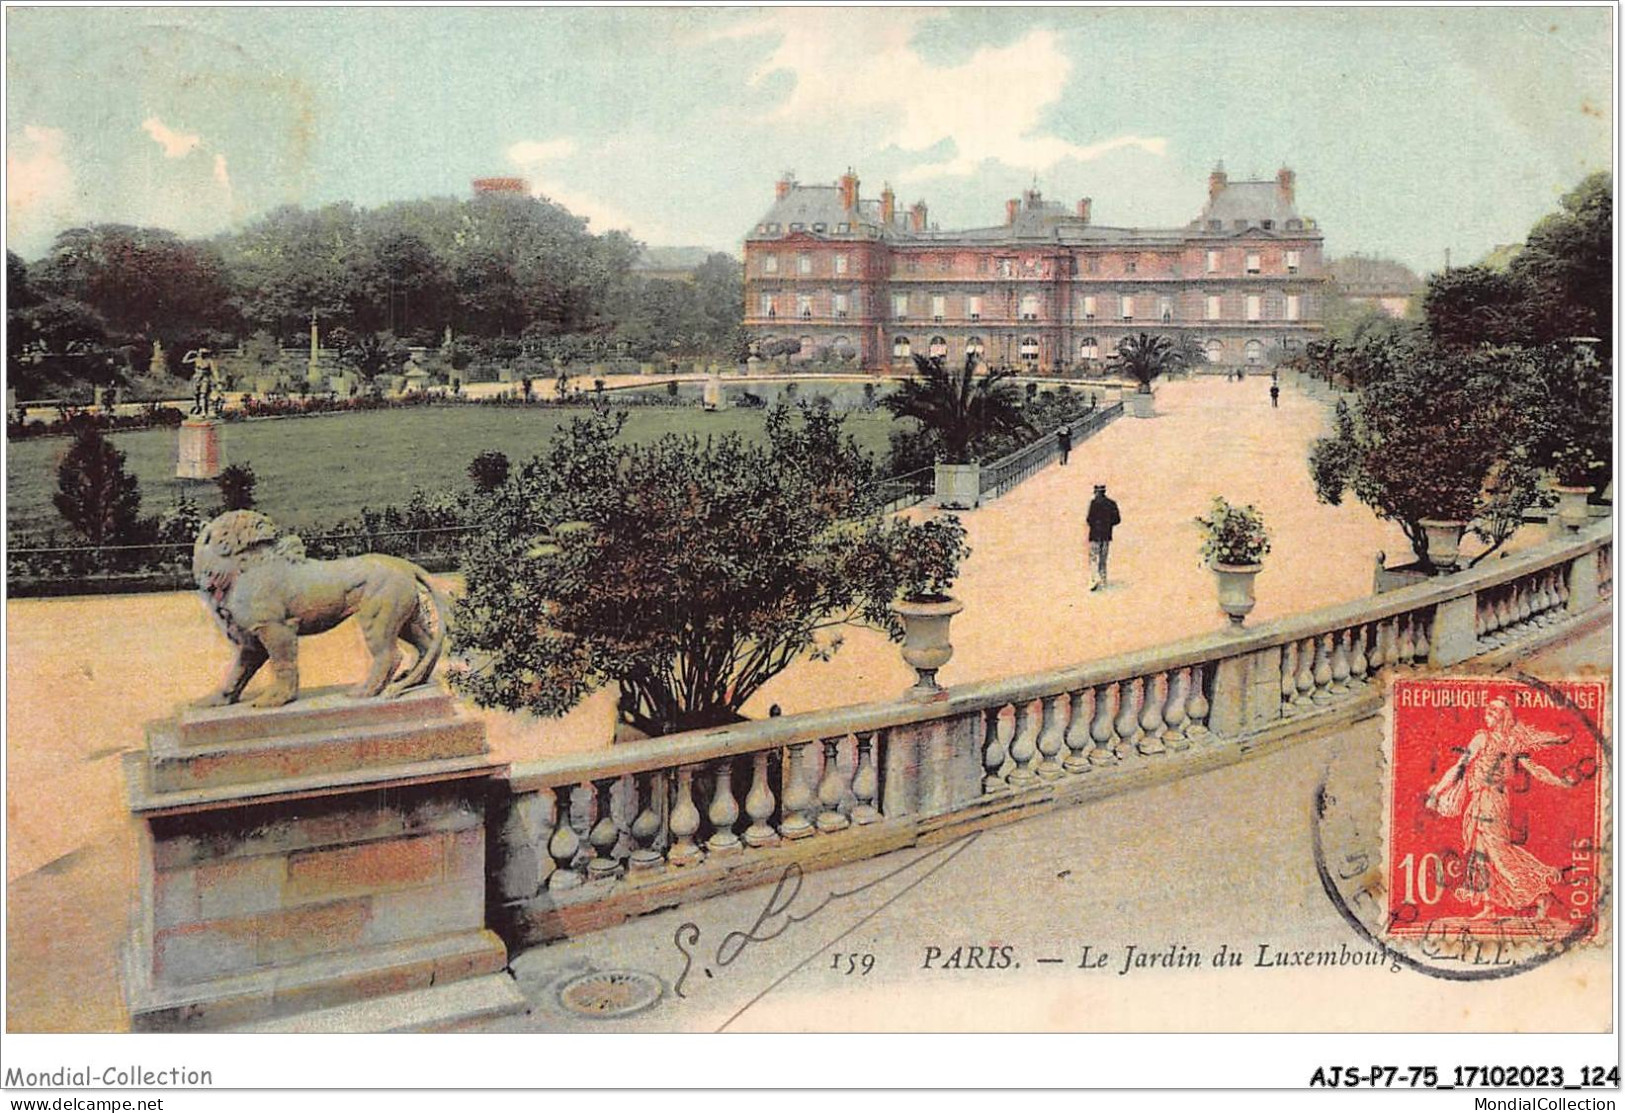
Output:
[192, 510, 449, 708]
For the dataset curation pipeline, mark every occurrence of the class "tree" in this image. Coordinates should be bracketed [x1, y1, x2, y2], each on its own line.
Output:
[1307, 338, 1536, 569]
[882, 353, 1030, 463]
[467, 450, 511, 492]
[450, 402, 964, 737]
[53, 427, 146, 546]
[334, 328, 409, 390]
[1508, 171, 1612, 353]
[1115, 332, 1177, 393]
[1422, 265, 1529, 350]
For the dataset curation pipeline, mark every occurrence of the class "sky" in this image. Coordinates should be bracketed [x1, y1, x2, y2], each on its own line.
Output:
[5, 6, 1614, 274]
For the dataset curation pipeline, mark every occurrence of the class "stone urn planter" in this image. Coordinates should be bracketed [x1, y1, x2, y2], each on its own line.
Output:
[1128, 389, 1155, 418]
[893, 596, 964, 700]
[1419, 518, 1467, 570]
[933, 462, 981, 510]
[1555, 485, 1595, 533]
[1211, 562, 1263, 627]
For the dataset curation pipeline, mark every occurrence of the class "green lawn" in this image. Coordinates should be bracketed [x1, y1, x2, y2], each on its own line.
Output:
[7, 405, 904, 538]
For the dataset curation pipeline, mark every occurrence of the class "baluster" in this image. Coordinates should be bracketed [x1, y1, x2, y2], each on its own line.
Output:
[1137, 675, 1167, 755]
[587, 777, 622, 879]
[1162, 668, 1189, 749]
[1008, 700, 1042, 786]
[779, 743, 815, 839]
[1528, 575, 1550, 626]
[743, 751, 780, 847]
[1475, 595, 1492, 647]
[815, 738, 851, 832]
[851, 733, 881, 824]
[983, 708, 1010, 792]
[1311, 634, 1335, 704]
[1396, 616, 1415, 665]
[1185, 665, 1211, 739]
[547, 784, 585, 890]
[1294, 636, 1316, 704]
[1556, 568, 1571, 609]
[1280, 639, 1299, 713]
[1329, 630, 1351, 694]
[1367, 621, 1387, 675]
[704, 759, 742, 855]
[1492, 592, 1513, 644]
[1113, 679, 1139, 757]
[1348, 626, 1369, 687]
[628, 772, 666, 871]
[667, 766, 705, 866]
[1088, 684, 1118, 765]
[1036, 695, 1067, 780]
[1063, 689, 1094, 773]
[1413, 612, 1430, 662]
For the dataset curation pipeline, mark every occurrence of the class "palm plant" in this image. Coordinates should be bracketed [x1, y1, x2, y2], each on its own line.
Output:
[1170, 333, 1207, 375]
[1116, 332, 1177, 394]
[882, 352, 1030, 463]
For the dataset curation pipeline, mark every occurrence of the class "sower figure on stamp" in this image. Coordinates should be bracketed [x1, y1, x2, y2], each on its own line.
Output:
[1086, 483, 1120, 592]
[1425, 697, 1576, 921]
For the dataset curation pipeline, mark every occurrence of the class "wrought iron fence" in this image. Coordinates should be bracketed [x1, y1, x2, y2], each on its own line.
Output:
[979, 402, 1123, 501]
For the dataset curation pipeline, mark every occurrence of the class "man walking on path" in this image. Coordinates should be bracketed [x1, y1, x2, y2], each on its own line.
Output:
[1057, 425, 1072, 465]
[1270, 382, 1280, 408]
[1087, 483, 1121, 591]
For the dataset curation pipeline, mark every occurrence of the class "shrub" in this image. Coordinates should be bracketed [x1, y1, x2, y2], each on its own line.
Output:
[216, 462, 258, 511]
[467, 450, 511, 493]
[53, 427, 145, 547]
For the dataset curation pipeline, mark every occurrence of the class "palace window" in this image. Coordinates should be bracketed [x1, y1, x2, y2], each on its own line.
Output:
[1285, 250, 1301, 274]
[1285, 294, 1301, 322]
[798, 253, 812, 275]
[799, 295, 813, 319]
[1079, 336, 1099, 360]
[1125, 255, 1138, 274]
[893, 335, 912, 359]
[968, 295, 983, 321]
[998, 259, 1014, 278]
[833, 292, 849, 319]
[1208, 220, 1222, 231]
[837, 223, 851, 234]
[929, 335, 948, 358]
[1261, 220, 1273, 231]
[1020, 294, 1040, 321]
[1120, 294, 1133, 321]
[1020, 336, 1040, 364]
[768, 223, 781, 233]
[1206, 250, 1222, 274]
[790, 223, 804, 232]
[1245, 252, 1261, 274]
[1245, 340, 1265, 366]
[761, 294, 777, 317]
[812, 223, 826, 233]
[1085, 255, 1099, 274]
[1205, 338, 1225, 363]
[1160, 297, 1174, 323]
[893, 294, 909, 319]
[1082, 295, 1097, 321]
[932, 295, 946, 322]
[834, 253, 849, 275]
[763, 255, 778, 274]
[1246, 294, 1262, 321]
[966, 335, 985, 356]
[1206, 295, 1222, 321]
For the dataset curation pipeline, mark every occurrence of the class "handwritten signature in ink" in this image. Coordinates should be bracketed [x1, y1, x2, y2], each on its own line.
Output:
[670, 832, 980, 1023]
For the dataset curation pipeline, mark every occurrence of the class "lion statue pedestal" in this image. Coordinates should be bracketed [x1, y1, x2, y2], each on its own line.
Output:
[122, 511, 522, 1032]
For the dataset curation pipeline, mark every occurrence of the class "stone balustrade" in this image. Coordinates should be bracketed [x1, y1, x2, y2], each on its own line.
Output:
[495, 522, 1612, 948]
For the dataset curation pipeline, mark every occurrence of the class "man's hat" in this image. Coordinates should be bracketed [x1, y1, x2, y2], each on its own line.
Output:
[1093, 484, 1107, 493]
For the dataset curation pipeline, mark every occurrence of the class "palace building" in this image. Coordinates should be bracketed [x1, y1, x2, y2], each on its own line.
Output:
[741, 165, 1326, 373]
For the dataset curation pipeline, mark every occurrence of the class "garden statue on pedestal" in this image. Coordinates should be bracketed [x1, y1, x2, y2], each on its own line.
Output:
[184, 348, 219, 415]
[192, 510, 449, 708]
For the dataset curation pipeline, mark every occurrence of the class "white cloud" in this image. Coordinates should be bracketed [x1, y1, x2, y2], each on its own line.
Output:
[141, 116, 202, 159]
[505, 138, 669, 239]
[7, 124, 77, 249]
[733, 11, 1166, 181]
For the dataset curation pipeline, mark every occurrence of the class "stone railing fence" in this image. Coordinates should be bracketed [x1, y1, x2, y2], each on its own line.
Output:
[492, 521, 1612, 948]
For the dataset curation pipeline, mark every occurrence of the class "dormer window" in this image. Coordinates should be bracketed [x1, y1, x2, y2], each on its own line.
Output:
[1286, 219, 1303, 231]
[756, 224, 768, 234]
[768, 223, 781, 234]
[789, 222, 805, 232]
[1261, 220, 1274, 231]
[812, 223, 825, 233]
[837, 222, 850, 233]
[1208, 220, 1222, 231]
[1233, 220, 1248, 230]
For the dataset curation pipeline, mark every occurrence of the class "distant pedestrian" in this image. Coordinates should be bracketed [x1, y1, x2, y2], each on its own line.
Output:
[1270, 383, 1280, 408]
[1086, 484, 1121, 591]
[1057, 425, 1072, 465]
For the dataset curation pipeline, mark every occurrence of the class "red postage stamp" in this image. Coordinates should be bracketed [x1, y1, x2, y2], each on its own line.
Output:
[1386, 676, 1608, 943]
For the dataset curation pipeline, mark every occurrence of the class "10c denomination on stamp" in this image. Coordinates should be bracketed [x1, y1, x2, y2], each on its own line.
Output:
[1386, 677, 1607, 944]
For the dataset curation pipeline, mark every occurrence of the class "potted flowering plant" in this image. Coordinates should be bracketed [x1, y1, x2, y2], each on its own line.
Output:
[1195, 496, 1271, 626]
[1552, 444, 1601, 532]
[890, 515, 971, 698]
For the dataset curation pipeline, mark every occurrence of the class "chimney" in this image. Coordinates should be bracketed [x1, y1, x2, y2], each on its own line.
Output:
[909, 201, 928, 233]
[1209, 163, 1228, 201]
[775, 171, 795, 202]
[880, 184, 896, 225]
[838, 168, 859, 212]
[1276, 166, 1296, 204]
[1006, 198, 1020, 225]
[1076, 197, 1092, 224]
